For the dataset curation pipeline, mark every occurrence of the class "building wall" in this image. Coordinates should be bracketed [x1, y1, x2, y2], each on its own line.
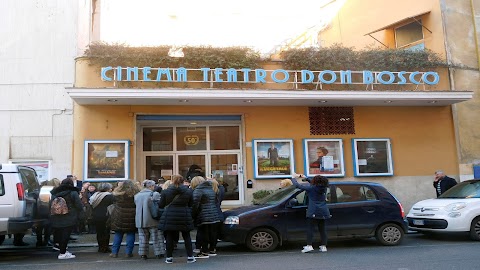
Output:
[0, 0, 79, 178]
[71, 102, 458, 210]
[442, 0, 480, 180]
[319, 0, 480, 180]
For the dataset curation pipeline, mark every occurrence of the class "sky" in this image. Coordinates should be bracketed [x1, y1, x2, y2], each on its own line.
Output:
[100, 0, 344, 54]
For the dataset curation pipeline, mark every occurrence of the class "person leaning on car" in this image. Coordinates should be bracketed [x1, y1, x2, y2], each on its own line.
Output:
[433, 170, 457, 197]
[291, 173, 331, 254]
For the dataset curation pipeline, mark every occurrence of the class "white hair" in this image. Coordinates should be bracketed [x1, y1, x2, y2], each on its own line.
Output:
[142, 179, 156, 188]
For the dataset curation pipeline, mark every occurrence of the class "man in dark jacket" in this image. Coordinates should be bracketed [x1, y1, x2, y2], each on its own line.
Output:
[433, 170, 457, 197]
[50, 178, 84, 259]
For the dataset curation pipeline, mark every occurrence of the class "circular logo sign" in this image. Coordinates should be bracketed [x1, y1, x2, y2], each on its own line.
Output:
[184, 135, 200, 145]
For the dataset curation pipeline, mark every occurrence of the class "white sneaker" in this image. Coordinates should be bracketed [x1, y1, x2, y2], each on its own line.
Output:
[193, 248, 200, 253]
[58, 252, 76, 259]
[301, 245, 314, 253]
[319, 245, 327, 252]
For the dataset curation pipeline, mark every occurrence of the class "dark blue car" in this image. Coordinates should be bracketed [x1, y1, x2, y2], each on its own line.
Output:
[221, 182, 408, 251]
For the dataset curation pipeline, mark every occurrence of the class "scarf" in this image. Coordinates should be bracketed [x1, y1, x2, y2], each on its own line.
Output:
[89, 191, 110, 209]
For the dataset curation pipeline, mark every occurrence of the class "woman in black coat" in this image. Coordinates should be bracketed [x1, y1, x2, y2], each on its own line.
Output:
[191, 176, 220, 258]
[158, 175, 195, 264]
[50, 178, 84, 259]
[89, 183, 114, 253]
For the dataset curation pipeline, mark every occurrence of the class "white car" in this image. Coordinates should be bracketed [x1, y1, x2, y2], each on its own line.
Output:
[407, 179, 480, 240]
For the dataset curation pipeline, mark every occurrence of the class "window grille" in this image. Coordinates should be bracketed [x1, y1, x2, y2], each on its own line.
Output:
[309, 107, 355, 135]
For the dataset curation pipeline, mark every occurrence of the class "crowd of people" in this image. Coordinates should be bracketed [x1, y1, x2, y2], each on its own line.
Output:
[34, 165, 225, 264]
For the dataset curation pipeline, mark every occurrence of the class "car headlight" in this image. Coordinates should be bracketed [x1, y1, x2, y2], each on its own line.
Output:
[444, 202, 467, 212]
[224, 216, 240, 225]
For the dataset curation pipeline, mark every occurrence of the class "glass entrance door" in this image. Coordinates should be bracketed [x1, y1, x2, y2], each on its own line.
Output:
[178, 154, 206, 180]
[145, 155, 174, 181]
[210, 154, 240, 201]
[140, 123, 243, 204]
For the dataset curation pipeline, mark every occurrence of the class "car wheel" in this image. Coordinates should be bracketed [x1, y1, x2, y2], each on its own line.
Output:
[246, 228, 279, 252]
[0, 235, 5, 245]
[375, 223, 404, 246]
[469, 216, 480, 241]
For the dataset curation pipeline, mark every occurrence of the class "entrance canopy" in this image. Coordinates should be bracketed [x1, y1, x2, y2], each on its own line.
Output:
[66, 88, 472, 107]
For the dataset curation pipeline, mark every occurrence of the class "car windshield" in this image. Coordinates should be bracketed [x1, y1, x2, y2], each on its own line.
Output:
[254, 186, 297, 205]
[439, 181, 480, 199]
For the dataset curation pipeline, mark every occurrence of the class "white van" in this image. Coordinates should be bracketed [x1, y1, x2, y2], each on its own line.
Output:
[0, 164, 48, 245]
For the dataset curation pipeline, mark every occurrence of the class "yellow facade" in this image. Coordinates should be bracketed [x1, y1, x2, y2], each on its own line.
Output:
[318, 0, 480, 181]
[70, 0, 480, 209]
[72, 63, 463, 209]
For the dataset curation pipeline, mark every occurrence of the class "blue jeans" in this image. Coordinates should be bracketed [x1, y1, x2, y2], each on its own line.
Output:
[112, 231, 135, 255]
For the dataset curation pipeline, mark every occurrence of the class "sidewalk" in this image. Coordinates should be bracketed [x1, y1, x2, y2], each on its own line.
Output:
[1, 230, 198, 249]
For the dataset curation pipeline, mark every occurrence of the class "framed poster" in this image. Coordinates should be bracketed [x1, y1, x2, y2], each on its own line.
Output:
[303, 139, 345, 177]
[252, 139, 295, 179]
[352, 138, 393, 176]
[9, 160, 51, 183]
[84, 140, 130, 181]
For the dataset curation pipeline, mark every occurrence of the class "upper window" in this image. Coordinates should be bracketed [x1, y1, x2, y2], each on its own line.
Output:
[395, 20, 424, 49]
[143, 128, 173, 151]
[143, 126, 240, 152]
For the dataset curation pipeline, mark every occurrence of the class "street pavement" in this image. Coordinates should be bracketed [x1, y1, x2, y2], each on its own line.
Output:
[2, 231, 480, 270]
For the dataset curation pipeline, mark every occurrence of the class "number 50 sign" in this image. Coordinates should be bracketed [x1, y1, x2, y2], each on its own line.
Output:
[184, 135, 200, 145]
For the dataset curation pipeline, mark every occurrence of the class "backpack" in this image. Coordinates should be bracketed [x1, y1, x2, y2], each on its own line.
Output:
[149, 192, 161, 220]
[50, 196, 69, 215]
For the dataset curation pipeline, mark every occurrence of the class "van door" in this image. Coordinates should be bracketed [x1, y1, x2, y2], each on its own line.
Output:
[18, 166, 40, 219]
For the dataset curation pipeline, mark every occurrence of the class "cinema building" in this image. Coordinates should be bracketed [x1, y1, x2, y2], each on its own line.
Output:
[67, 0, 478, 210]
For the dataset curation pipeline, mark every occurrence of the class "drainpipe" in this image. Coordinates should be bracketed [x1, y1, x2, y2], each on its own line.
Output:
[471, 0, 480, 70]
[470, 0, 480, 176]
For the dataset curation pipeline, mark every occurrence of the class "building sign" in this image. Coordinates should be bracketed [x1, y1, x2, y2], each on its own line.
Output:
[101, 67, 440, 85]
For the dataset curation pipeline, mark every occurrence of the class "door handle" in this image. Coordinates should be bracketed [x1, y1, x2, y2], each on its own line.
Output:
[363, 207, 375, 213]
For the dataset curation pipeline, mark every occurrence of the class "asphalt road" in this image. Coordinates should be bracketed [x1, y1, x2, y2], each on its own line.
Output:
[1, 232, 479, 270]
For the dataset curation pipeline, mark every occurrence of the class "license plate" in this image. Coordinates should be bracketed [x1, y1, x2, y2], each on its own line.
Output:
[413, 219, 424, 225]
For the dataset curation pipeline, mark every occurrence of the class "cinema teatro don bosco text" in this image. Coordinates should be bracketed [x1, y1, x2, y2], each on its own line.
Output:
[101, 67, 440, 85]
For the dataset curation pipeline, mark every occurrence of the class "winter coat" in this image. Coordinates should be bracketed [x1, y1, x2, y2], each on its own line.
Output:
[158, 185, 194, 232]
[91, 193, 114, 223]
[433, 176, 457, 197]
[291, 178, 331, 220]
[50, 184, 84, 228]
[111, 190, 137, 232]
[192, 181, 220, 226]
[134, 188, 160, 228]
